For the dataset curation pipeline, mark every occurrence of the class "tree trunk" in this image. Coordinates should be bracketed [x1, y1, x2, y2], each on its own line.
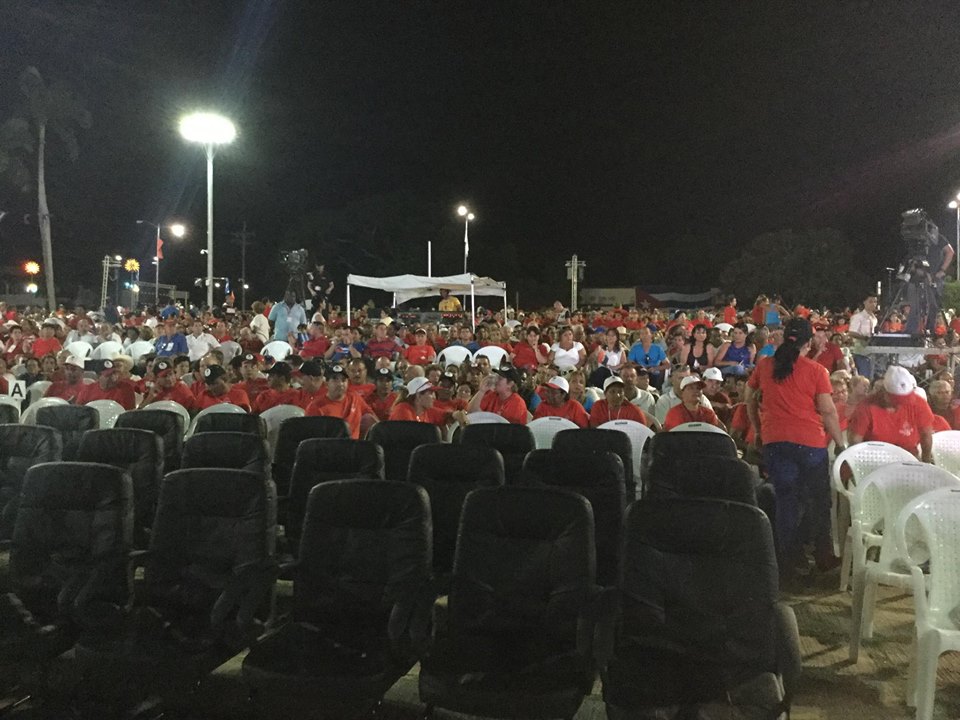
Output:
[37, 121, 56, 313]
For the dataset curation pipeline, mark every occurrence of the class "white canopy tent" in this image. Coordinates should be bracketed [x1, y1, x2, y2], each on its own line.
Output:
[345, 273, 507, 329]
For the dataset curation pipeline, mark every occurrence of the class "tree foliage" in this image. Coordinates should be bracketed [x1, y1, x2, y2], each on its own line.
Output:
[721, 228, 872, 309]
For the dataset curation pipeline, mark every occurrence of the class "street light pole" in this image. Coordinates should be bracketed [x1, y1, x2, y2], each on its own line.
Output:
[457, 205, 475, 275]
[951, 195, 960, 282]
[205, 143, 214, 308]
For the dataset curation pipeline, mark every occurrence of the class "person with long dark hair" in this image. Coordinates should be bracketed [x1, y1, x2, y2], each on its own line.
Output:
[745, 317, 845, 582]
[678, 323, 715, 371]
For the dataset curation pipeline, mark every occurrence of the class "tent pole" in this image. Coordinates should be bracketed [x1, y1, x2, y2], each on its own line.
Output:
[471, 280, 476, 331]
[346, 283, 351, 325]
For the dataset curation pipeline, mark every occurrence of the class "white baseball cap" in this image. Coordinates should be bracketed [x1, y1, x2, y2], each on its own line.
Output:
[883, 365, 915, 396]
[546, 376, 570, 394]
[405, 377, 435, 395]
[680, 375, 705, 391]
[702, 367, 723, 382]
[65, 355, 85, 369]
[603, 375, 625, 392]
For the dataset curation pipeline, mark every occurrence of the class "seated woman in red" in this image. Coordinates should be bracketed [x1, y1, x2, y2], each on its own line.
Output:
[589, 375, 647, 427]
[389, 376, 466, 428]
[848, 364, 934, 461]
[532, 376, 589, 428]
[662, 375, 724, 431]
[466, 365, 528, 424]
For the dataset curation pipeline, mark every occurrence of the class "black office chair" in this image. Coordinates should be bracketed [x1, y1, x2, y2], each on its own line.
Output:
[116, 408, 185, 472]
[459, 423, 535, 485]
[181, 431, 270, 477]
[35, 404, 99, 460]
[367, 420, 442, 482]
[0, 424, 62, 541]
[553, 427, 636, 500]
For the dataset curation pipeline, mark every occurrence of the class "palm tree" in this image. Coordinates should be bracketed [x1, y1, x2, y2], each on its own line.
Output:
[1, 67, 91, 311]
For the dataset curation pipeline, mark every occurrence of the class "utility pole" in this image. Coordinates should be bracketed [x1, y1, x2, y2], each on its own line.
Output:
[565, 254, 586, 312]
[230, 222, 255, 310]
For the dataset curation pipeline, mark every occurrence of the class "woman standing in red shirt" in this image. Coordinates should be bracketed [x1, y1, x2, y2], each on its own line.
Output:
[746, 318, 845, 579]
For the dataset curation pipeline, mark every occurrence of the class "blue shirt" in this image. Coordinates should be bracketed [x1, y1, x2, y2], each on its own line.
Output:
[627, 342, 666, 370]
[159, 305, 179, 320]
[268, 302, 308, 341]
[155, 333, 188, 357]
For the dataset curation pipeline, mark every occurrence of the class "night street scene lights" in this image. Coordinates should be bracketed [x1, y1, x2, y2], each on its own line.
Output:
[136, 220, 187, 303]
[457, 205, 475, 274]
[179, 112, 236, 308]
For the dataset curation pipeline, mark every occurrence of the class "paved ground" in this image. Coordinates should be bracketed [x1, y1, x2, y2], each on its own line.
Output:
[3, 561, 959, 718]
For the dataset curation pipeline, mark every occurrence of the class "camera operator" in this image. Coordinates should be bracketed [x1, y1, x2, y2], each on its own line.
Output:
[903, 216, 954, 335]
[307, 261, 334, 311]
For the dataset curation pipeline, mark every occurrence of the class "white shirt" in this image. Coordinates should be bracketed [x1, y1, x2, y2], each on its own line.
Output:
[550, 341, 584, 368]
[187, 332, 220, 362]
[626, 387, 656, 414]
[250, 314, 270, 344]
[849, 309, 877, 338]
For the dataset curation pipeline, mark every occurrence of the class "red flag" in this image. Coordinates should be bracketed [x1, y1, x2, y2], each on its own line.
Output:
[157, 237, 164, 261]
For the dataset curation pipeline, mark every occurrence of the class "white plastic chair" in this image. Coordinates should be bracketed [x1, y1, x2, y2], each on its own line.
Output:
[931, 430, 960, 477]
[715, 323, 733, 333]
[27, 381, 52, 406]
[262, 340, 293, 361]
[144, 400, 192, 436]
[126, 340, 155, 363]
[437, 346, 473, 367]
[669, 421, 729, 434]
[186, 402, 248, 437]
[219, 340, 241, 364]
[64, 340, 93, 359]
[894, 487, 960, 720]
[832, 442, 917, 590]
[259, 403, 305, 459]
[474, 346, 508, 368]
[91, 341, 123, 360]
[84, 399, 125, 429]
[21, 396, 68, 425]
[465, 411, 510, 425]
[598, 419, 655, 486]
[0, 395, 21, 422]
[847, 462, 960, 662]
[527, 416, 579, 449]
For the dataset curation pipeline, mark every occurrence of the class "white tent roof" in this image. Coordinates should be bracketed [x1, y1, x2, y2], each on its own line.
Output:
[346, 273, 506, 305]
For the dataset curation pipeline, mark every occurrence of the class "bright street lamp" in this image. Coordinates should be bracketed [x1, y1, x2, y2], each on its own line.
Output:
[456, 205, 476, 274]
[179, 111, 236, 308]
[136, 220, 188, 304]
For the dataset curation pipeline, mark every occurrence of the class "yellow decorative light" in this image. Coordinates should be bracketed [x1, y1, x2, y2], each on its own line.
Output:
[23, 261, 40, 275]
[124, 259, 140, 273]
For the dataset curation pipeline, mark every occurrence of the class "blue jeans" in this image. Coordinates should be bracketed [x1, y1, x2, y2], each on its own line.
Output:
[762, 442, 830, 569]
[852, 354, 874, 379]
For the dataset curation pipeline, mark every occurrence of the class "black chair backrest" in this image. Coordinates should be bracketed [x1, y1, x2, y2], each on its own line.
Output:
[296, 479, 431, 631]
[520, 449, 625, 586]
[614, 497, 778, 703]
[520, 448, 552, 485]
[407, 444, 505, 584]
[76, 428, 165, 540]
[271, 416, 350, 498]
[460, 423, 535, 485]
[0, 424, 63, 540]
[194, 412, 265, 437]
[552, 427, 635, 499]
[0, 404, 19, 424]
[181, 431, 270, 476]
[286, 438, 385, 551]
[36, 404, 99, 460]
[11, 461, 132, 624]
[116, 409, 185, 472]
[646, 455, 758, 506]
[367, 421, 442, 482]
[450, 486, 595, 644]
[145, 468, 276, 632]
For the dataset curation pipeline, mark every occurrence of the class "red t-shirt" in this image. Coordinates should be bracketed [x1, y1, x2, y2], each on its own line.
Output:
[253, 387, 303, 414]
[305, 392, 372, 439]
[848, 394, 934, 455]
[404, 344, 437, 366]
[511, 341, 547, 371]
[366, 391, 398, 422]
[388, 402, 449, 427]
[588, 399, 646, 427]
[479, 391, 528, 424]
[194, 385, 252, 413]
[31, 336, 62, 358]
[235, 378, 270, 405]
[730, 403, 758, 444]
[148, 381, 197, 412]
[532, 398, 589, 428]
[76, 381, 136, 410]
[365, 338, 398, 360]
[808, 342, 845, 373]
[662, 403, 723, 431]
[933, 414, 952, 433]
[747, 355, 832, 448]
[296, 387, 324, 410]
[723, 306, 737, 324]
[300, 336, 330, 359]
[45, 380, 87, 403]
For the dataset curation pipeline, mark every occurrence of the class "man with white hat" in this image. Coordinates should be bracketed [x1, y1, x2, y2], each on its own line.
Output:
[44, 355, 87, 402]
[848, 364, 934, 461]
[662, 375, 724, 431]
[589, 375, 648, 427]
[701, 366, 733, 426]
[654, 366, 714, 425]
[532, 375, 589, 428]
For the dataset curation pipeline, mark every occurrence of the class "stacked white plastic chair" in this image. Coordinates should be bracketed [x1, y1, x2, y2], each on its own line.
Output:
[186, 402, 247, 437]
[847, 462, 960, 662]
[437, 346, 472, 367]
[598, 419, 655, 487]
[63, 341, 93, 359]
[20, 396, 68, 425]
[527, 416, 578, 449]
[143, 400, 192, 436]
[219, 340, 242, 364]
[832, 442, 916, 590]
[668, 421, 728, 434]
[91, 341, 123, 361]
[126, 340, 155, 363]
[84, 399, 124, 429]
[259, 403, 305, 459]
[262, 340, 293, 361]
[464, 411, 509, 425]
[474, 346, 508, 368]
[931, 430, 960, 477]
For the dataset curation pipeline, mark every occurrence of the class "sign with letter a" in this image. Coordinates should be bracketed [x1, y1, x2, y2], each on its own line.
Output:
[8, 380, 26, 401]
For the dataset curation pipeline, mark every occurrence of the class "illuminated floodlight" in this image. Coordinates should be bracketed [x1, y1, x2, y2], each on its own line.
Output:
[179, 112, 236, 145]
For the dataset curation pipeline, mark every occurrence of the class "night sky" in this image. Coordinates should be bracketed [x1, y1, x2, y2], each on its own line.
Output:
[3, 1, 960, 306]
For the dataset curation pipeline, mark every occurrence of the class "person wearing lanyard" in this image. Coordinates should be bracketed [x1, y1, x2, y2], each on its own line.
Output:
[746, 317, 845, 582]
[662, 375, 724, 431]
[268, 290, 308, 342]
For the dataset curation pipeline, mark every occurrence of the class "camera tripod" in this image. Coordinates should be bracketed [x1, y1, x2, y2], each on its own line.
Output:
[881, 272, 944, 337]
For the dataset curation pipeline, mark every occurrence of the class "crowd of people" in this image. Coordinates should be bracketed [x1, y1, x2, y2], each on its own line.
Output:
[2, 288, 957, 581]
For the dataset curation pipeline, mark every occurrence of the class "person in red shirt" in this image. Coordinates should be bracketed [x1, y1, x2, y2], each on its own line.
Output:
[366, 367, 398, 421]
[295, 360, 327, 409]
[662, 376, 724, 431]
[346, 357, 375, 397]
[848, 365, 934, 460]
[404, 328, 437, 366]
[299, 321, 331, 360]
[468, 365, 528, 424]
[234, 353, 269, 405]
[589, 375, 647, 427]
[139, 358, 196, 411]
[830, 375, 849, 432]
[807, 327, 847, 373]
[745, 318, 845, 578]
[509, 325, 549, 372]
[364, 322, 399, 361]
[44, 355, 87, 402]
[305, 364, 373, 439]
[252, 362, 303, 413]
[194, 364, 252, 412]
[723, 296, 738, 325]
[432, 371, 467, 414]
[532, 376, 589, 428]
[75, 359, 136, 410]
[389, 376, 464, 428]
[31, 320, 63, 359]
